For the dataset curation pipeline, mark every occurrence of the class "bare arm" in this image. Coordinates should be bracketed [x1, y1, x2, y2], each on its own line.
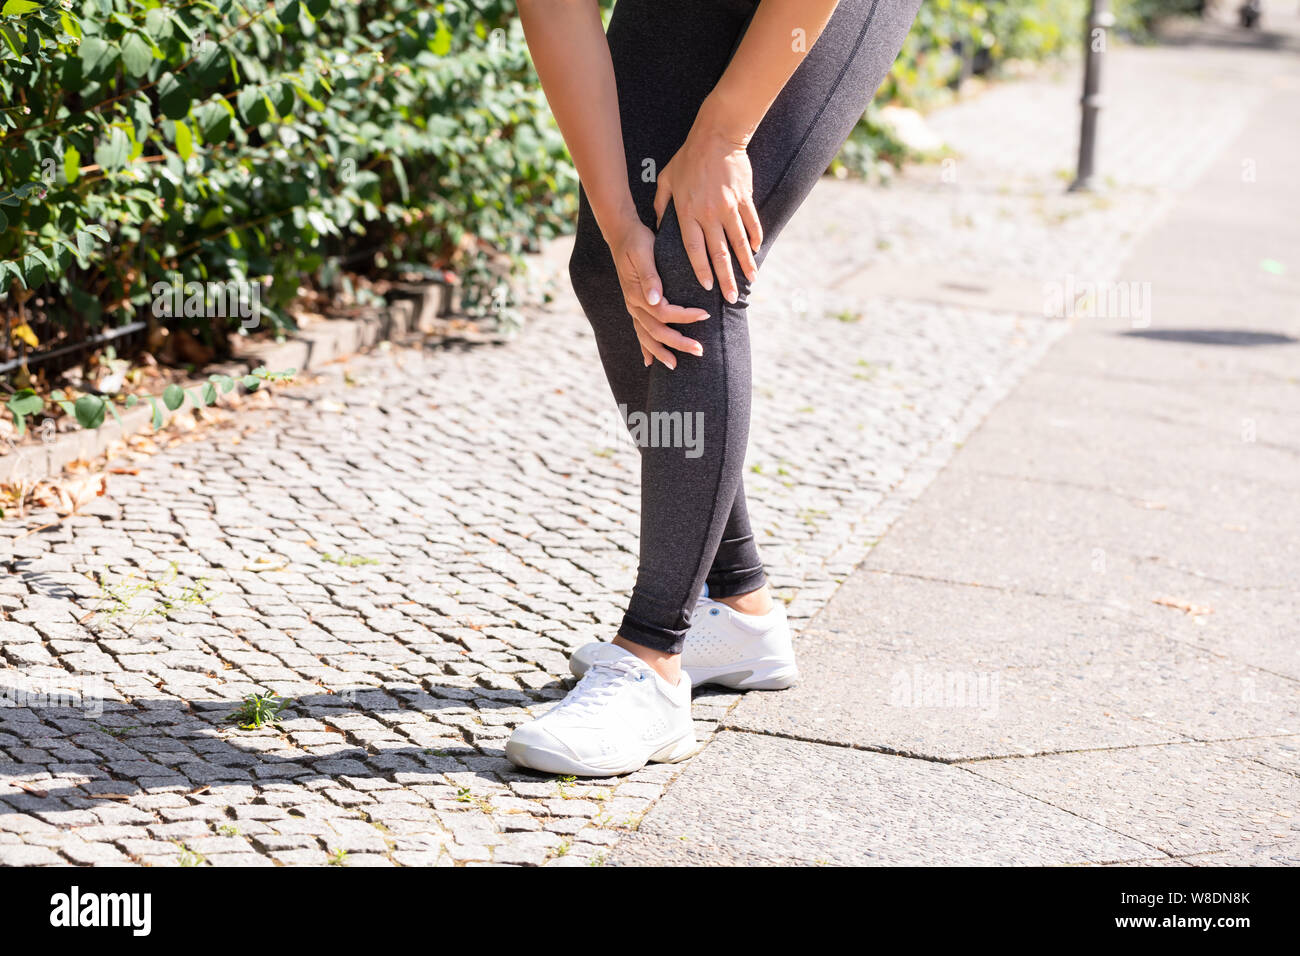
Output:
[518, 0, 706, 368]
[654, 0, 842, 302]
[701, 0, 842, 147]
[515, 0, 636, 238]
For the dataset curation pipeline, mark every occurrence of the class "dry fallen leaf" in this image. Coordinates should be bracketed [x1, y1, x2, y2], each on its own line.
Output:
[15, 781, 48, 798]
[1153, 596, 1214, 616]
[54, 472, 108, 516]
[244, 554, 289, 572]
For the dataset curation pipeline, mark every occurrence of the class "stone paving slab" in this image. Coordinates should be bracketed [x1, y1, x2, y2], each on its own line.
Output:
[725, 571, 1190, 760]
[1179, 842, 1300, 866]
[864, 466, 1296, 597]
[610, 731, 1155, 866]
[1205, 734, 1300, 783]
[951, 382, 1300, 528]
[965, 740, 1300, 856]
[942, 395, 1300, 682]
[794, 568, 1187, 670]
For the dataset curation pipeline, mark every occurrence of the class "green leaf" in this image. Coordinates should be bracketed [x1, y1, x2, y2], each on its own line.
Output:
[242, 375, 261, 391]
[144, 6, 173, 39]
[75, 229, 97, 260]
[120, 31, 154, 77]
[22, 252, 48, 286]
[237, 86, 270, 125]
[2, 1, 41, 16]
[94, 126, 130, 171]
[174, 120, 193, 160]
[269, 81, 295, 118]
[157, 72, 190, 120]
[1, 259, 27, 291]
[125, 394, 139, 408]
[74, 395, 107, 430]
[390, 155, 409, 204]
[431, 23, 452, 56]
[63, 146, 80, 184]
[202, 382, 218, 404]
[293, 80, 324, 111]
[78, 36, 119, 77]
[162, 383, 185, 411]
[130, 93, 153, 139]
[147, 396, 164, 430]
[193, 98, 234, 142]
[7, 388, 43, 418]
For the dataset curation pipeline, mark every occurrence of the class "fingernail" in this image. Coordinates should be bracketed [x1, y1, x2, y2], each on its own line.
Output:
[668, 359, 677, 370]
[726, 290, 738, 304]
[692, 346, 703, 357]
[646, 288, 661, 306]
[703, 278, 713, 291]
[644, 356, 652, 367]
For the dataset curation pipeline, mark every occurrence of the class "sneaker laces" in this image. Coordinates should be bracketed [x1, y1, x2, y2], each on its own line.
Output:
[552, 658, 644, 719]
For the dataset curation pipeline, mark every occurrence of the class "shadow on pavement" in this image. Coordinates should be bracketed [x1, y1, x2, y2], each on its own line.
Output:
[1120, 328, 1297, 346]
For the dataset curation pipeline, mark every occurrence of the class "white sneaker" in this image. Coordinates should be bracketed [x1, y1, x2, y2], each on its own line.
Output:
[506, 647, 697, 777]
[570, 598, 799, 691]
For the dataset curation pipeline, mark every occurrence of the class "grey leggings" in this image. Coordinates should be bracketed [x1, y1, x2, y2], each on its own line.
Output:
[568, 0, 922, 654]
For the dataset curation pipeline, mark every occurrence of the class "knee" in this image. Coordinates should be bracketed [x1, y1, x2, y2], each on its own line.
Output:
[568, 221, 617, 312]
[651, 204, 698, 303]
[653, 202, 749, 309]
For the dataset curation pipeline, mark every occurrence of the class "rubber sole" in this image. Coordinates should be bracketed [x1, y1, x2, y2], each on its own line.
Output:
[688, 661, 800, 691]
[505, 729, 699, 778]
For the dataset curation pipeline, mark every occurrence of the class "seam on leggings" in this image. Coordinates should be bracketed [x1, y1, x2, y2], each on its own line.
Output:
[683, 280, 730, 630]
[756, 0, 881, 217]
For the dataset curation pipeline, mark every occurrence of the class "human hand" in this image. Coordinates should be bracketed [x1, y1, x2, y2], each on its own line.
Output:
[653, 122, 763, 304]
[605, 217, 709, 369]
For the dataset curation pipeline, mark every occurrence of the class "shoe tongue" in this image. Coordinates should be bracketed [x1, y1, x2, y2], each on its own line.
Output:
[586, 643, 643, 668]
[583, 645, 655, 681]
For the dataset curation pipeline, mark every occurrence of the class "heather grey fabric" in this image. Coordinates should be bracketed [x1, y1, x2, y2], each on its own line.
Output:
[568, 0, 923, 653]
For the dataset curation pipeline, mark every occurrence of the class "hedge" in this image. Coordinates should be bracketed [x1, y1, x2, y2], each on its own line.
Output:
[0, 0, 575, 360]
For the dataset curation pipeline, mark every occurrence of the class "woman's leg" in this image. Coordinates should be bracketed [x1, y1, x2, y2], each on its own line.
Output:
[570, 0, 923, 656]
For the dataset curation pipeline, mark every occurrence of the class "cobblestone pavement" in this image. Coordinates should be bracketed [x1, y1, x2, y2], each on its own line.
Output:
[1, 32, 1284, 866]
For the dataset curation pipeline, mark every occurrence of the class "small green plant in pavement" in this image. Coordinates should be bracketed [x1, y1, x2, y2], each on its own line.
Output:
[177, 844, 205, 867]
[91, 564, 212, 632]
[321, 552, 379, 567]
[228, 692, 288, 730]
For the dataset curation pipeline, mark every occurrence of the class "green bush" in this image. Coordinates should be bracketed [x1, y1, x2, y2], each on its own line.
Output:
[0, 0, 575, 356]
[880, 0, 1087, 108]
[1112, 0, 1205, 41]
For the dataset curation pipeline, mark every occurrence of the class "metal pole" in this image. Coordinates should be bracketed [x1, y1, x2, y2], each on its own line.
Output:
[1069, 0, 1113, 193]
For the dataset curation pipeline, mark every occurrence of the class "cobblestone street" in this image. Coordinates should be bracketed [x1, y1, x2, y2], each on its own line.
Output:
[2, 25, 1296, 866]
